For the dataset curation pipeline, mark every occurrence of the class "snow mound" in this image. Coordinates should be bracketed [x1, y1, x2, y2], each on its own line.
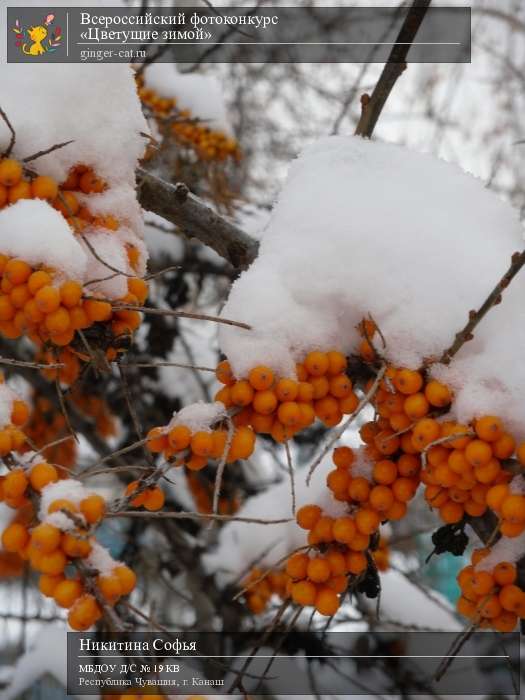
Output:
[143, 62, 232, 135]
[0, 200, 87, 281]
[220, 136, 525, 432]
[168, 400, 226, 433]
[86, 541, 120, 576]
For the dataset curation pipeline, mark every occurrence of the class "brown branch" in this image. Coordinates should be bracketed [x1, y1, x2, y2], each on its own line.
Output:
[107, 510, 294, 525]
[354, 1, 432, 138]
[0, 106, 16, 157]
[136, 167, 259, 270]
[22, 140, 74, 163]
[110, 302, 251, 330]
[438, 250, 525, 365]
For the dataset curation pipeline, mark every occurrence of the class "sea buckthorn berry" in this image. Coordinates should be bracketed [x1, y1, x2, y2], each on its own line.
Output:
[11, 399, 29, 426]
[471, 571, 494, 596]
[248, 365, 274, 391]
[304, 351, 329, 377]
[4, 469, 27, 499]
[35, 285, 60, 313]
[63, 532, 93, 558]
[339, 393, 359, 414]
[474, 458, 501, 484]
[374, 430, 400, 456]
[516, 442, 525, 466]
[228, 427, 256, 461]
[146, 427, 167, 453]
[29, 462, 58, 491]
[246, 594, 266, 614]
[478, 594, 501, 619]
[494, 562, 517, 587]
[486, 484, 509, 512]
[355, 508, 380, 535]
[230, 380, 254, 407]
[54, 579, 83, 608]
[448, 449, 470, 474]
[97, 573, 122, 603]
[397, 454, 420, 477]
[359, 339, 375, 361]
[191, 431, 214, 457]
[79, 494, 106, 524]
[315, 586, 340, 616]
[143, 486, 165, 511]
[332, 446, 354, 470]
[298, 402, 316, 428]
[167, 424, 191, 451]
[403, 393, 429, 420]
[38, 549, 67, 576]
[59, 281, 82, 308]
[31, 523, 61, 554]
[45, 307, 70, 334]
[329, 374, 352, 399]
[79, 170, 106, 194]
[325, 550, 346, 576]
[0, 159, 23, 186]
[296, 504, 322, 530]
[348, 476, 371, 502]
[412, 418, 440, 450]
[385, 500, 407, 521]
[493, 433, 516, 460]
[499, 585, 525, 614]
[216, 360, 235, 385]
[327, 469, 350, 494]
[314, 396, 340, 425]
[439, 500, 464, 524]
[360, 421, 380, 444]
[465, 440, 492, 467]
[277, 401, 301, 428]
[31, 175, 58, 200]
[424, 380, 452, 407]
[68, 594, 102, 631]
[83, 299, 112, 322]
[327, 575, 348, 594]
[369, 485, 394, 512]
[286, 553, 309, 579]
[5, 259, 32, 286]
[310, 516, 334, 543]
[307, 557, 331, 583]
[113, 565, 136, 595]
[393, 369, 423, 395]
[252, 390, 278, 416]
[332, 516, 356, 544]
[39, 573, 65, 597]
[48, 499, 78, 515]
[210, 430, 228, 458]
[501, 495, 525, 523]
[309, 376, 329, 400]
[373, 460, 397, 485]
[326, 351, 347, 376]
[475, 416, 504, 443]
[346, 551, 368, 575]
[291, 580, 316, 606]
[8, 181, 31, 204]
[392, 477, 418, 503]
[493, 611, 518, 632]
[1, 522, 29, 552]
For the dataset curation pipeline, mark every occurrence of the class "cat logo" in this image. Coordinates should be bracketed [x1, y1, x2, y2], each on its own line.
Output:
[12, 13, 62, 56]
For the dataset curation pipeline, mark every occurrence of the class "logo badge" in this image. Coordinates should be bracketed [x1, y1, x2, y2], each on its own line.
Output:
[12, 13, 62, 57]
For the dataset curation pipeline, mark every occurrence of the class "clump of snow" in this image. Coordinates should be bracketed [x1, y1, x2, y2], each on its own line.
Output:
[350, 448, 374, 481]
[38, 479, 90, 522]
[220, 136, 525, 432]
[0, 382, 17, 428]
[143, 63, 233, 135]
[0, 63, 147, 186]
[168, 401, 226, 433]
[80, 229, 134, 300]
[86, 541, 120, 576]
[0, 200, 87, 281]
[475, 532, 525, 572]
[509, 474, 525, 495]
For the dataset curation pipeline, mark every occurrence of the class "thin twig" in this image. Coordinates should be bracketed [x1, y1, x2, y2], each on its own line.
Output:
[306, 364, 387, 485]
[0, 356, 64, 370]
[0, 106, 16, 157]
[212, 417, 235, 516]
[107, 510, 294, 525]
[123, 360, 216, 372]
[284, 441, 296, 515]
[110, 303, 251, 330]
[22, 140, 74, 163]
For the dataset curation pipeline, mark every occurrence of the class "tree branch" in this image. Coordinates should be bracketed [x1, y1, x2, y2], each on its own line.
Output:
[136, 167, 259, 270]
[354, 0, 431, 138]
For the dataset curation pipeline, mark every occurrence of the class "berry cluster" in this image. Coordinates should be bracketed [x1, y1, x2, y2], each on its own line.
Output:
[456, 549, 523, 631]
[24, 394, 78, 468]
[0, 156, 148, 361]
[146, 421, 256, 471]
[137, 77, 240, 163]
[215, 352, 359, 443]
[125, 480, 165, 512]
[243, 567, 289, 614]
[0, 379, 29, 458]
[186, 472, 240, 515]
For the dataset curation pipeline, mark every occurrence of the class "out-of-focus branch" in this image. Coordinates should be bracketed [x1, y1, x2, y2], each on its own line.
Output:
[354, 0, 431, 138]
[136, 167, 259, 270]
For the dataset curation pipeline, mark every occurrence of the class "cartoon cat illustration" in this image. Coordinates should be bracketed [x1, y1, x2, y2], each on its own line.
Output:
[12, 14, 62, 57]
[23, 24, 48, 56]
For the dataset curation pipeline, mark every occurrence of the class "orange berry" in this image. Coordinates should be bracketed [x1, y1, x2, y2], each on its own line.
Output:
[392, 477, 418, 502]
[385, 500, 407, 521]
[35, 285, 60, 313]
[79, 494, 106, 524]
[3, 469, 27, 498]
[39, 573, 65, 597]
[369, 485, 395, 512]
[0, 295, 15, 322]
[304, 351, 329, 377]
[457, 596, 477, 619]
[464, 439, 492, 468]
[374, 430, 400, 456]
[346, 551, 368, 575]
[397, 453, 420, 477]
[38, 549, 67, 575]
[309, 376, 329, 400]
[166, 424, 191, 452]
[411, 418, 441, 450]
[373, 460, 397, 485]
[83, 299, 112, 322]
[516, 442, 525, 466]
[326, 351, 347, 375]
[492, 433, 516, 460]
[8, 180, 32, 203]
[277, 401, 301, 428]
[252, 390, 278, 416]
[464, 500, 486, 517]
[97, 573, 122, 603]
[1, 522, 29, 552]
[79, 170, 105, 194]
[389, 412, 412, 432]
[424, 380, 452, 407]
[68, 594, 102, 631]
[113, 565, 137, 595]
[48, 499, 78, 515]
[494, 562, 517, 587]
[315, 586, 340, 616]
[327, 469, 350, 494]
[45, 306, 70, 334]
[210, 429, 228, 458]
[403, 393, 429, 420]
[325, 550, 346, 576]
[471, 571, 495, 596]
[230, 380, 254, 407]
[146, 426, 168, 453]
[216, 360, 235, 385]
[191, 431, 214, 457]
[477, 594, 501, 619]
[501, 494, 525, 523]
[291, 580, 316, 606]
[348, 532, 370, 551]
[5, 259, 32, 286]
[332, 516, 356, 544]
[448, 449, 470, 474]
[348, 476, 371, 502]
[314, 396, 340, 425]
[296, 504, 322, 530]
[339, 393, 359, 414]
[54, 579, 84, 608]
[475, 415, 504, 443]
[248, 365, 274, 391]
[393, 369, 423, 395]
[327, 574, 348, 594]
[31, 523, 61, 554]
[474, 458, 501, 484]
[309, 516, 334, 543]
[286, 552, 309, 579]
[439, 500, 464, 523]
[143, 486, 165, 511]
[0, 159, 23, 186]
[329, 374, 352, 399]
[59, 280, 82, 308]
[492, 610, 518, 632]
[29, 462, 58, 491]
[11, 399, 29, 427]
[31, 175, 58, 200]
[355, 508, 381, 535]
[332, 446, 354, 470]
[499, 584, 525, 613]
[360, 421, 380, 444]
[307, 557, 331, 583]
